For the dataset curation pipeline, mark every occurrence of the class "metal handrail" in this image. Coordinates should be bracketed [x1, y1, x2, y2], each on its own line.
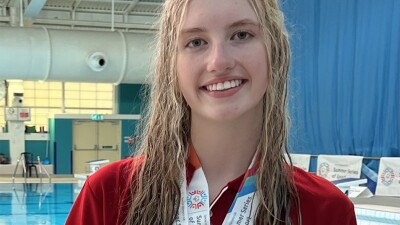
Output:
[12, 154, 52, 184]
[37, 156, 52, 183]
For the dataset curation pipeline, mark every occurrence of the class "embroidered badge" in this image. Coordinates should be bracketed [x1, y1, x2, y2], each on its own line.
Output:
[187, 190, 207, 209]
[380, 167, 395, 186]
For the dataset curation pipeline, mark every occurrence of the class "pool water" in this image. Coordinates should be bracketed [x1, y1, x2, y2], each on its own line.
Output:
[0, 183, 79, 225]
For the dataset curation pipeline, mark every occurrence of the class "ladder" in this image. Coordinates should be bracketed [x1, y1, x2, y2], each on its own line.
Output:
[12, 154, 52, 184]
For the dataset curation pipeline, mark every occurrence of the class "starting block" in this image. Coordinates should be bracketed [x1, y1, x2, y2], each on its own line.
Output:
[74, 159, 110, 188]
[332, 178, 372, 198]
[86, 159, 110, 173]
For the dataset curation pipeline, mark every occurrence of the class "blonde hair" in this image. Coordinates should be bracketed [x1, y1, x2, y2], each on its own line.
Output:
[125, 0, 299, 224]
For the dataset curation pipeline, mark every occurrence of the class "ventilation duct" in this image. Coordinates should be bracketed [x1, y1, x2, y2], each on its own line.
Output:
[0, 26, 154, 84]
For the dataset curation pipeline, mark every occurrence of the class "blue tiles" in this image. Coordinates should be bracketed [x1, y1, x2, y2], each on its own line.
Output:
[0, 183, 78, 225]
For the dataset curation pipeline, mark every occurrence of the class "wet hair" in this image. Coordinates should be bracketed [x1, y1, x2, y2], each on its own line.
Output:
[125, 0, 299, 224]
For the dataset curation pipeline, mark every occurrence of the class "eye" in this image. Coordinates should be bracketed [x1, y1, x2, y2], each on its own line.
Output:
[232, 31, 252, 40]
[187, 38, 206, 48]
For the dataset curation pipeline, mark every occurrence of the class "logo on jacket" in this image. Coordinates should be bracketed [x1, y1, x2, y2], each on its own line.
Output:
[187, 189, 207, 209]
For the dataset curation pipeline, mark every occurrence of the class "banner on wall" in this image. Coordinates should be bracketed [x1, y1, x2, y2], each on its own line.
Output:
[316, 155, 363, 181]
[375, 157, 400, 196]
[285, 154, 311, 171]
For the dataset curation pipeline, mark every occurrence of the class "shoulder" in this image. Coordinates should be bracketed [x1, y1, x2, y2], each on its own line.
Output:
[292, 166, 351, 204]
[293, 166, 342, 194]
[65, 157, 144, 225]
[291, 167, 357, 225]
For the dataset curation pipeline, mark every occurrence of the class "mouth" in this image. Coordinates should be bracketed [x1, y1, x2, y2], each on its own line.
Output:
[203, 79, 245, 91]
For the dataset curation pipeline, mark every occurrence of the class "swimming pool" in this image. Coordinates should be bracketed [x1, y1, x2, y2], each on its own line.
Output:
[0, 183, 78, 225]
[0, 182, 399, 224]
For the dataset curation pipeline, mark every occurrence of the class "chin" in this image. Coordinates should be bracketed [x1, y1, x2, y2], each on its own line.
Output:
[208, 111, 243, 122]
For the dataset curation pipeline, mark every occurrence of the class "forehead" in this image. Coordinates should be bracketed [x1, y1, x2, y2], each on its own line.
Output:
[181, 0, 257, 28]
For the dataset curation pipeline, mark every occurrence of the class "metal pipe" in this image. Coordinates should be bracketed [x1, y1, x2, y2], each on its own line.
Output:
[31, 18, 156, 31]
[0, 27, 153, 84]
[111, 0, 115, 31]
[19, 0, 23, 27]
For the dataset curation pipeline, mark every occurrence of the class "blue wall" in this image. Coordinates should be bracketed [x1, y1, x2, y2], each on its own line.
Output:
[282, 0, 399, 157]
[0, 140, 9, 157]
[121, 120, 138, 158]
[49, 119, 55, 166]
[118, 84, 144, 114]
[118, 84, 144, 157]
[50, 119, 73, 174]
[25, 141, 48, 162]
[0, 139, 47, 163]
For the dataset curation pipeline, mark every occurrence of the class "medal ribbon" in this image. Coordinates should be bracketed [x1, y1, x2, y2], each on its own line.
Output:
[175, 144, 259, 225]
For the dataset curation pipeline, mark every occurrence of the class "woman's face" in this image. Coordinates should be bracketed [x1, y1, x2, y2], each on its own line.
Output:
[177, 0, 268, 123]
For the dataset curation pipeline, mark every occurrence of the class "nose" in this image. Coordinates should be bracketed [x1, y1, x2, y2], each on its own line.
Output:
[206, 42, 235, 73]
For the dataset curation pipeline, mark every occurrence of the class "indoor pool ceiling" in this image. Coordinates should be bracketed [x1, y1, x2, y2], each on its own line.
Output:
[0, 0, 164, 32]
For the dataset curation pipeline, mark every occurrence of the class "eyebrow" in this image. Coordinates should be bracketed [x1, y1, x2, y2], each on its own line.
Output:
[229, 19, 260, 29]
[180, 19, 260, 35]
[180, 27, 206, 35]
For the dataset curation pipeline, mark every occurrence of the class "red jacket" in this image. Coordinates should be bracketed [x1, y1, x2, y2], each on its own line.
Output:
[66, 157, 357, 225]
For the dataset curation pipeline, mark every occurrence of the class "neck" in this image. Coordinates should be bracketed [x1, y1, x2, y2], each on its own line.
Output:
[190, 106, 263, 196]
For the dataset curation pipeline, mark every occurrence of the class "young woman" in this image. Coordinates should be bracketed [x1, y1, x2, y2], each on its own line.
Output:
[66, 0, 357, 224]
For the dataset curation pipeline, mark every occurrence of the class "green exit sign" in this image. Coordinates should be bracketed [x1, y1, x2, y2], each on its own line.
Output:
[91, 114, 104, 121]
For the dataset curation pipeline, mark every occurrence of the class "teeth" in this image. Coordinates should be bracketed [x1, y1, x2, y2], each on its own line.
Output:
[223, 81, 231, 89]
[206, 79, 242, 91]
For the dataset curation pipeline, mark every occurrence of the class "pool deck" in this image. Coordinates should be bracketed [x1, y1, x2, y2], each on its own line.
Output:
[0, 175, 78, 184]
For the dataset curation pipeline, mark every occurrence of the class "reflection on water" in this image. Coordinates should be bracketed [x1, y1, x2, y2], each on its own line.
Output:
[0, 183, 81, 225]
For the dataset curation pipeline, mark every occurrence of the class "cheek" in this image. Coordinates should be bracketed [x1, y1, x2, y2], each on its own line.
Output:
[241, 43, 268, 73]
[177, 55, 199, 91]
[249, 49, 269, 95]
[176, 71, 193, 106]
[176, 57, 187, 90]
[177, 56, 192, 83]
[247, 51, 268, 80]
[177, 72, 189, 99]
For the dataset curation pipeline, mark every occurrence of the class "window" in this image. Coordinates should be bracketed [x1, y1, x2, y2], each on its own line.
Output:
[64, 82, 114, 112]
[0, 80, 114, 132]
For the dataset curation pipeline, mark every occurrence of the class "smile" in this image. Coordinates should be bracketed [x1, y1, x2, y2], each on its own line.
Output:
[205, 79, 243, 91]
